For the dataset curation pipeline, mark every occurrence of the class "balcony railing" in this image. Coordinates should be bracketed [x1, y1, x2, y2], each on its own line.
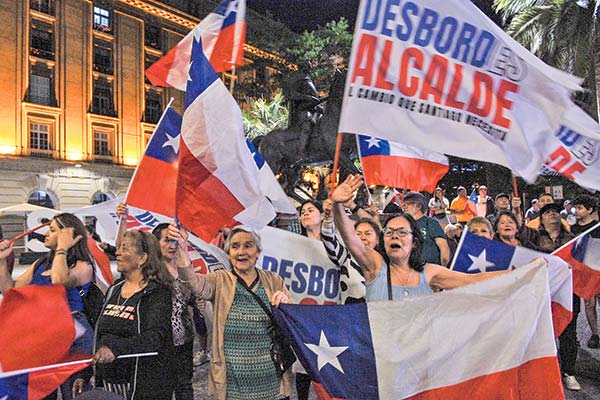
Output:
[29, 148, 53, 158]
[30, 47, 55, 61]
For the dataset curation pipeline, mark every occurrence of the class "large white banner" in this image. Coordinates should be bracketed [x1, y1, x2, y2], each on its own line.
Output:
[73, 199, 341, 305]
[339, 0, 600, 185]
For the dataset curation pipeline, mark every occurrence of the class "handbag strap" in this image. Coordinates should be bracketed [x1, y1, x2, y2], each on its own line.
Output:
[231, 270, 277, 325]
[386, 263, 393, 301]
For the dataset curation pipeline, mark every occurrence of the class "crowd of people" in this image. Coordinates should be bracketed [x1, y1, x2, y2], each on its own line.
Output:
[0, 176, 599, 399]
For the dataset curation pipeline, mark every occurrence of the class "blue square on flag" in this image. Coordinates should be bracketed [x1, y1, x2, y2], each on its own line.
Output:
[453, 231, 514, 273]
[246, 139, 265, 169]
[358, 135, 390, 157]
[144, 108, 182, 164]
[274, 304, 379, 399]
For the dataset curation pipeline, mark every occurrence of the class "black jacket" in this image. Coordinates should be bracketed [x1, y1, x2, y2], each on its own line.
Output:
[94, 280, 174, 399]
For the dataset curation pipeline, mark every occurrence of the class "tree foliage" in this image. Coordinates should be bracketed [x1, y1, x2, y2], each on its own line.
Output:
[493, 0, 599, 118]
[242, 91, 288, 139]
[283, 18, 354, 90]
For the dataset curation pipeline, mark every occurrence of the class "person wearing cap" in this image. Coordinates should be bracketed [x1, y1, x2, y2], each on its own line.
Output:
[560, 200, 576, 225]
[571, 195, 600, 350]
[450, 186, 476, 224]
[428, 187, 450, 227]
[487, 192, 523, 226]
[403, 191, 450, 267]
[526, 193, 572, 232]
[525, 199, 540, 224]
[534, 203, 581, 392]
[475, 185, 494, 218]
[171, 223, 293, 400]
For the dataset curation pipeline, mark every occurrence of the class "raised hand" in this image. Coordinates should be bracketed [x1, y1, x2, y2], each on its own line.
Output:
[0, 240, 13, 260]
[332, 174, 363, 204]
[116, 203, 129, 218]
[56, 227, 82, 251]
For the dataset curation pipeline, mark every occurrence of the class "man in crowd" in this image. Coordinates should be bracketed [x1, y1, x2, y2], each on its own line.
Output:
[525, 199, 540, 224]
[403, 192, 450, 267]
[487, 193, 522, 227]
[535, 203, 580, 391]
[571, 195, 600, 349]
[475, 185, 494, 218]
[450, 186, 476, 225]
[561, 200, 576, 225]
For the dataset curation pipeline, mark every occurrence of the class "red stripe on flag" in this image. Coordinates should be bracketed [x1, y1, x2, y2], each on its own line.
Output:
[87, 237, 114, 287]
[405, 356, 564, 400]
[27, 359, 90, 400]
[551, 301, 572, 337]
[145, 43, 181, 87]
[208, 22, 246, 72]
[126, 156, 178, 218]
[555, 246, 600, 300]
[176, 143, 244, 241]
[361, 155, 448, 192]
[0, 286, 75, 372]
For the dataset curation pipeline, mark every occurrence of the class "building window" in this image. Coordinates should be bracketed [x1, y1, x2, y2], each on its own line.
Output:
[28, 190, 55, 209]
[92, 78, 115, 116]
[145, 52, 159, 85]
[30, 19, 54, 60]
[93, 6, 112, 33]
[92, 192, 113, 204]
[29, 122, 52, 158]
[144, 24, 161, 49]
[145, 90, 161, 123]
[93, 129, 111, 156]
[29, 74, 51, 105]
[30, 0, 55, 16]
[93, 39, 113, 75]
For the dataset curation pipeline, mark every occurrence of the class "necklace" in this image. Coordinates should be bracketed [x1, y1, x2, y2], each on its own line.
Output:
[118, 293, 131, 307]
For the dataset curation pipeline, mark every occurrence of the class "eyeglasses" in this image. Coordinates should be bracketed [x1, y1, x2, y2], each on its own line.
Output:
[383, 227, 412, 237]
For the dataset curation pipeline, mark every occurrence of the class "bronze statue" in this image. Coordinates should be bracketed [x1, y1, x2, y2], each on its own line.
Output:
[257, 69, 359, 201]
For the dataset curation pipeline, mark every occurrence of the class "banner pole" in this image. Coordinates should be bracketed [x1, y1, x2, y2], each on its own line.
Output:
[9, 220, 51, 245]
[329, 132, 344, 197]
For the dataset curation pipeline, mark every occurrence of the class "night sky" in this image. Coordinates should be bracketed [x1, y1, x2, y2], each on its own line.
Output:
[248, 0, 361, 33]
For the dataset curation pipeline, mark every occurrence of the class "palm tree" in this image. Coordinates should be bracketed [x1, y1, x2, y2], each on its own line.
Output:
[493, 0, 600, 119]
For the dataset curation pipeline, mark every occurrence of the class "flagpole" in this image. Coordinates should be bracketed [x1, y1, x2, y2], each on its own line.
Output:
[229, 66, 237, 94]
[10, 220, 51, 245]
[551, 221, 600, 255]
[328, 132, 344, 196]
[0, 352, 158, 379]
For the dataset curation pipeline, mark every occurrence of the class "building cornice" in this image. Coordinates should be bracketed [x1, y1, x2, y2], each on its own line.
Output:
[0, 156, 135, 179]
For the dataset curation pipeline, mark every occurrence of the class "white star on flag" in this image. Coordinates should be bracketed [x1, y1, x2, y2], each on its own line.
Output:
[305, 330, 349, 374]
[467, 249, 496, 272]
[163, 132, 180, 154]
[365, 137, 381, 148]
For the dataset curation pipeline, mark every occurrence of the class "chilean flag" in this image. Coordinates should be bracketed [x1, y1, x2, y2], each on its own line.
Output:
[274, 264, 564, 399]
[451, 230, 573, 337]
[87, 237, 114, 291]
[0, 286, 90, 399]
[553, 223, 600, 300]
[125, 106, 181, 218]
[176, 34, 275, 241]
[146, 0, 246, 91]
[357, 135, 448, 192]
[246, 139, 296, 215]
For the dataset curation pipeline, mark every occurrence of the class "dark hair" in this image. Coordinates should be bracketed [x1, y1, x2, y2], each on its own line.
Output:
[152, 223, 170, 241]
[493, 210, 520, 239]
[299, 199, 323, 236]
[538, 193, 554, 201]
[402, 191, 427, 213]
[47, 213, 93, 267]
[382, 213, 425, 272]
[354, 218, 383, 253]
[123, 229, 173, 288]
[573, 194, 597, 213]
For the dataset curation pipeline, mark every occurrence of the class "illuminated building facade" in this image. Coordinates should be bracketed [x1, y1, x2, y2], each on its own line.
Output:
[0, 0, 290, 215]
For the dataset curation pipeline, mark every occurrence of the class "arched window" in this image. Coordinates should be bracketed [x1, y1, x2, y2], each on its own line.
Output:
[27, 190, 55, 209]
[92, 191, 114, 205]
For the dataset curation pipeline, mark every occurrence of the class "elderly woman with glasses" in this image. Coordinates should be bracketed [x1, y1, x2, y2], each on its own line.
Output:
[171, 223, 293, 400]
[333, 175, 507, 301]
